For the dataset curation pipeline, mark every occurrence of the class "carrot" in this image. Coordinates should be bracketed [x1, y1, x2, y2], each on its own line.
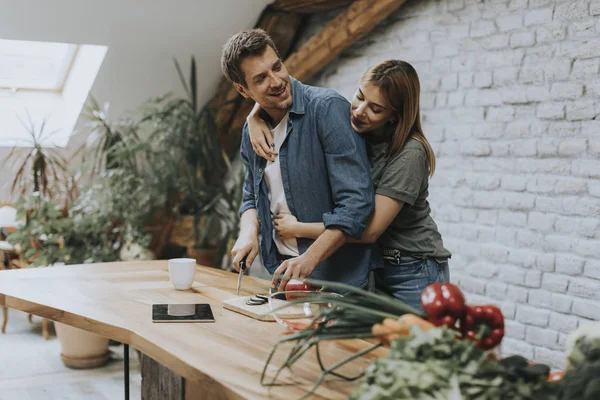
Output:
[372, 314, 435, 345]
[282, 320, 318, 333]
[548, 370, 565, 382]
[397, 314, 435, 331]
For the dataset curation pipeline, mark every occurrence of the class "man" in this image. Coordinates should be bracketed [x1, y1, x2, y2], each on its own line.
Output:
[221, 29, 375, 290]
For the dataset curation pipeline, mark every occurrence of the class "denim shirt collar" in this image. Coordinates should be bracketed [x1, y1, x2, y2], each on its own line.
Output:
[289, 76, 306, 116]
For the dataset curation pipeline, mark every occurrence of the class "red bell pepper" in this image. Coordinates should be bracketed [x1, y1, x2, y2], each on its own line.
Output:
[420, 283, 466, 328]
[461, 305, 505, 350]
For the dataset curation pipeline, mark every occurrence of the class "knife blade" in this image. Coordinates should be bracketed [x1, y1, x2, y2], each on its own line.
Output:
[236, 256, 247, 295]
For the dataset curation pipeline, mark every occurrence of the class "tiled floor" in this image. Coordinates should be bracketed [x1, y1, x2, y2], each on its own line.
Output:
[0, 310, 141, 400]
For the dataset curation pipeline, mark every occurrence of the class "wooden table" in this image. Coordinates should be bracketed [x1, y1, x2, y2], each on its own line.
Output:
[0, 261, 382, 399]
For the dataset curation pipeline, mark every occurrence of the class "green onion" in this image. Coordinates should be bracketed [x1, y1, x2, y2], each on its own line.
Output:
[261, 280, 423, 399]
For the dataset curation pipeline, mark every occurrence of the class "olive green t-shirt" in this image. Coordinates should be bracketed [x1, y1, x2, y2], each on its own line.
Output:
[368, 138, 451, 260]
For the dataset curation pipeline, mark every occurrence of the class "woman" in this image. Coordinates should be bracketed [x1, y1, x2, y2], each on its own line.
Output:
[247, 60, 451, 312]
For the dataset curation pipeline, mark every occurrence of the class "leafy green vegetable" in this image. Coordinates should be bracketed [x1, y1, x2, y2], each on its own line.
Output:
[558, 336, 600, 400]
[350, 327, 558, 400]
[261, 280, 420, 400]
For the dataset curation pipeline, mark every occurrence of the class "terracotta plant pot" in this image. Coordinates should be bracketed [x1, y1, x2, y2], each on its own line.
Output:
[187, 247, 218, 267]
[170, 215, 198, 248]
[54, 322, 110, 369]
[144, 207, 176, 258]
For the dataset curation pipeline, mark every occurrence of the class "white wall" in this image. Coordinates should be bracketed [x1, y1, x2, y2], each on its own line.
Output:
[0, 0, 271, 201]
[305, 0, 600, 369]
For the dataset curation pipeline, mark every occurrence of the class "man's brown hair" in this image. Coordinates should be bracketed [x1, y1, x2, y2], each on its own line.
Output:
[221, 28, 280, 87]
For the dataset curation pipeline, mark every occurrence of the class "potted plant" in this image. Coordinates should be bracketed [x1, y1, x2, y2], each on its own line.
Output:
[6, 192, 115, 369]
[7, 195, 115, 369]
[8, 176, 154, 368]
[187, 159, 244, 268]
[140, 57, 238, 267]
[2, 113, 77, 208]
[1, 115, 84, 359]
[5, 115, 155, 368]
[76, 96, 140, 175]
[76, 97, 173, 258]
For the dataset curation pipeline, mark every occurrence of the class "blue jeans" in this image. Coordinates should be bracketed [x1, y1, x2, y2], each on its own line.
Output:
[374, 256, 450, 314]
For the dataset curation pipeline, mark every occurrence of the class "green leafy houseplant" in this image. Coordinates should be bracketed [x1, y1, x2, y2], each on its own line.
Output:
[139, 57, 241, 267]
[264, 281, 558, 400]
[1, 113, 77, 266]
[3, 113, 77, 206]
[6, 56, 242, 270]
[204, 160, 244, 269]
[5, 102, 157, 266]
[7, 194, 70, 266]
[76, 95, 141, 176]
[69, 168, 154, 262]
[8, 169, 154, 267]
[78, 94, 176, 259]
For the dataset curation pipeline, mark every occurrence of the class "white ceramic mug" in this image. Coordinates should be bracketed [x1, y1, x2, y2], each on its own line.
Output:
[168, 258, 196, 290]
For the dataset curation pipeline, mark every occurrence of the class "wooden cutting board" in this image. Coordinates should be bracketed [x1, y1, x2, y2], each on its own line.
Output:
[222, 296, 309, 321]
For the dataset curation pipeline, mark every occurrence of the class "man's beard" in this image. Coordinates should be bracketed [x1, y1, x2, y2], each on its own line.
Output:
[265, 96, 292, 109]
[263, 81, 292, 109]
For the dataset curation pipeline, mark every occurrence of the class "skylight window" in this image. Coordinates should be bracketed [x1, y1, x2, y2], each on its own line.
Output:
[0, 39, 107, 147]
[0, 39, 77, 91]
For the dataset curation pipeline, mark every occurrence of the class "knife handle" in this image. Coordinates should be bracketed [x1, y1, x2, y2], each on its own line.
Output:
[239, 256, 247, 271]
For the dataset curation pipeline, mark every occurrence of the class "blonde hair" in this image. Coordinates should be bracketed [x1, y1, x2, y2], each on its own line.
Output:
[362, 60, 436, 176]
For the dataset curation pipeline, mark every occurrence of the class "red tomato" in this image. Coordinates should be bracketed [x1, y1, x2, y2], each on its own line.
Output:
[285, 279, 312, 300]
[285, 279, 311, 291]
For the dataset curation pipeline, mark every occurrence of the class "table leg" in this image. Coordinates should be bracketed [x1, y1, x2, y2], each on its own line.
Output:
[124, 344, 130, 400]
[139, 353, 239, 400]
[42, 318, 50, 339]
[1, 306, 7, 333]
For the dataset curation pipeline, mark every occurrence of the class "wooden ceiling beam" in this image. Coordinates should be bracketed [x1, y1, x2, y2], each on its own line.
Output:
[285, 0, 407, 81]
[227, 0, 407, 135]
[270, 0, 354, 14]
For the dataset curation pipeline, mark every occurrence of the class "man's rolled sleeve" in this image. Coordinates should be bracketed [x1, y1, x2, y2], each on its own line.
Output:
[322, 213, 365, 238]
[317, 96, 374, 239]
[238, 126, 256, 218]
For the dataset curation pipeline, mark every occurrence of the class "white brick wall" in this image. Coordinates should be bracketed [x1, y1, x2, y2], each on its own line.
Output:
[303, 0, 600, 369]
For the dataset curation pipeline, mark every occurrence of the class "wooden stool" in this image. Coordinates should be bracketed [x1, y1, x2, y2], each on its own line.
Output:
[0, 243, 51, 339]
[27, 314, 52, 339]
[0, 204, 52, 339]
[1, 306, 7, 334]
[0, 240, 12, 334]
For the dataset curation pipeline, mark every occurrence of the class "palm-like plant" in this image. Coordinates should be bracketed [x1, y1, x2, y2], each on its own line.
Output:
[3, 112, 76, 204]
[142, 60, 228, 221]
[139, 57, 241, 265]
[142, 58, 227, 198]
[76, 95, 141, 177]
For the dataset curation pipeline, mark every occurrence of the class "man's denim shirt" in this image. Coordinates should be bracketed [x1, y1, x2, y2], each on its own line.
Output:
[238, 77, 378, 289]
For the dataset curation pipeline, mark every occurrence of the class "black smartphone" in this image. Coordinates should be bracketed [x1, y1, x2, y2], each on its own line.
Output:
[152, 304, 215, 323]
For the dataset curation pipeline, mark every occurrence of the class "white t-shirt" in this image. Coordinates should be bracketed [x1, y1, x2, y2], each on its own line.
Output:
[263, 113, 299, 257]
